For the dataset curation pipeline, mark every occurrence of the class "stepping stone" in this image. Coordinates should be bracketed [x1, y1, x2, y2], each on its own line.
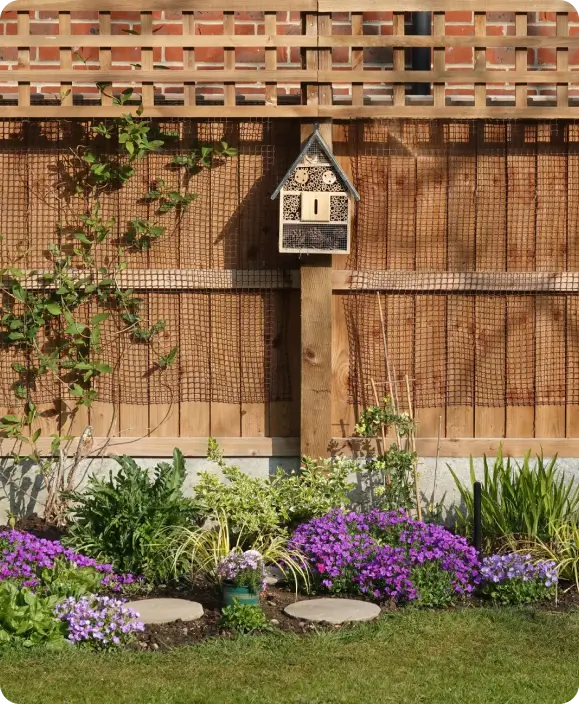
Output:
[125, 598, 204, 625]
[284, 598, 380, 625]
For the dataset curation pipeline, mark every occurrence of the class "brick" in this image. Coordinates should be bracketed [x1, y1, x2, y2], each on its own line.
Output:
[486, 47, 515, 66]
[194, 12, 223, 21]
[195, 48, 225, 64]
[446, 12, 474, 23]
[164, 47, 184, 63]
[236, 47, 264, 63]
[71, 12, 99, 20]
[332, 47, 350, 64]
[111, 47, 141, 62]
[445, 25, 474, 36]
[30, 22, 58, 35]
[72, 23, 99, 35]
[446, 46, 473, 65]
[235, 25, 257, 35]
[0, 48, 16, 61]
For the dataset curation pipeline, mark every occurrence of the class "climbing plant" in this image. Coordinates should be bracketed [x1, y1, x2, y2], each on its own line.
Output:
[0, 88, 236, 523]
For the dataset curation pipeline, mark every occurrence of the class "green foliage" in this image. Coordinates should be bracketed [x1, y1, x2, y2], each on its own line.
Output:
[196, 439, 356, 542]
[365, 444, 417, 512]
[526, 522, 579, 592]
[170, 511, 310, 591]
[124, 218, 166, 251]
[63, 449, 199, 583]
[0, 582, 67, 648]
[143, 179, 198, 214]
[481, 577, 556, 606]
[36, 559, 104, 600]
[410, 562, 455, 608]
[354, 397, 415, 438]
[219, 599, 270, 635]
[449, 446, 579, 550]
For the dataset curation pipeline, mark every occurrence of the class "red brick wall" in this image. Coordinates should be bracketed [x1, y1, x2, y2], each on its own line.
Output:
[0, 10, 577, 104]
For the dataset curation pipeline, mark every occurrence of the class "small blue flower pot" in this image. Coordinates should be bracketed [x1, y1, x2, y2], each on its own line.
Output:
[222, 582, 260, 607]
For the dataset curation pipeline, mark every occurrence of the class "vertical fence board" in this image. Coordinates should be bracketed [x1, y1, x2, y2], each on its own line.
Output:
[535, 123, 567, 438]
[446, 122, 476, 437]
[474, 123, 506, 439]
[506, 123, 535, 438]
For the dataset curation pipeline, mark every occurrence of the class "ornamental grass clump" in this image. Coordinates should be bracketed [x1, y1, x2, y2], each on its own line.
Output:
[54, 595, 144, 649]
[0, 529, 139, 595]
[289, 509, 480, 607]
[218, 550, 267, 593]
[480, 553, 558, 605]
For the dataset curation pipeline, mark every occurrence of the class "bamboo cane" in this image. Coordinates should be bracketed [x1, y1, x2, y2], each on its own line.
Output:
[376, 293, 402, 450]
[405, 374, 422, 522]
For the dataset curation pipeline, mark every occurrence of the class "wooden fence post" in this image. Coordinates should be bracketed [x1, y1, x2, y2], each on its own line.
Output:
[299, 6, 333, 459]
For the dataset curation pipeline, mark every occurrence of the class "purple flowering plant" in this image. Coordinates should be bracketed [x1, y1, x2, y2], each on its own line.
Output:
[54, 594, 145, 649]
[480, 553, 558, 605]
[0, 530, 140, 597]
[289, 508, 480, 607]
[217, 550, 267, 594]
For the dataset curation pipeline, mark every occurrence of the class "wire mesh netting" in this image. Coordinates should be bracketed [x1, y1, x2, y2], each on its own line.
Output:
[344, 119, 579, 408]
[0, 118, 299, 406]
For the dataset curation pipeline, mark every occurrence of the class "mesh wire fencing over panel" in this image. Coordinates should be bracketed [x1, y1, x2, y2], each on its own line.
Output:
[344, 119, 579, 408]
[0, 118, 298, 406]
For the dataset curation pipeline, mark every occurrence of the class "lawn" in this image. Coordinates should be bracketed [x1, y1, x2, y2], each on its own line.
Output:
[2, 608, 579, 704]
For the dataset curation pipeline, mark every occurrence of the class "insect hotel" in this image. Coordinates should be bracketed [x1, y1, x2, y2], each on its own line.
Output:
[271, 125, 360, 254]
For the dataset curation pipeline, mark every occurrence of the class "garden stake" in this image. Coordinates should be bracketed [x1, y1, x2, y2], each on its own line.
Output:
[376, 293, 401, 449]
[473, 481, 482, 554]
[405, 374, 422, 522]
[370, 377, 387, 457]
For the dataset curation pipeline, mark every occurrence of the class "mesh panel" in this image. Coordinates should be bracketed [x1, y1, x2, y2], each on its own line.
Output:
[343, 119, 579, 409]
[281, 223, 348, 252]
[0, 118, 299, 407]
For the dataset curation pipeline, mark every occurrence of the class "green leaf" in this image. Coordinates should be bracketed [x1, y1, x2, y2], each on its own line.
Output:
[45, 303, 62, 316]
[65, 322, 87, 336]
[90, 313, 109, 325]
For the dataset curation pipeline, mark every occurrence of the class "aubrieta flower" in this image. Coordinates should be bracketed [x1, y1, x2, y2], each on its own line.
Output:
[54, 594, 144, 649]
[481, 553, 558, 587]
[0, 530, 139, 593]
[217, 550, 267, 592]
[289, 508, 480, 604]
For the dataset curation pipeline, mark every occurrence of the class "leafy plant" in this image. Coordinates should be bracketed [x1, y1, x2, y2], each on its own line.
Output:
[354, 397, 415, 438]
[524, 522, 579, 592]
[480, 553, 557, 605]
[54, 594, 144, 649]
[290, 508, 480, 605]
[124, 217, 166, 251]
[0, 581, 67, 648]
[449, 447, 579, 550]
[63, 449, 199, 582]
[219, 599, 270, 635]
[364, 445, 417, 512]
[218, 550, 266, 593]
[196, 439, 356, 542]
[170, 511, 310, 592]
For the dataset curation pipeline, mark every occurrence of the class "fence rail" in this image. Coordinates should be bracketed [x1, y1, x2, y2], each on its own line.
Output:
[1, 2, 579, 118]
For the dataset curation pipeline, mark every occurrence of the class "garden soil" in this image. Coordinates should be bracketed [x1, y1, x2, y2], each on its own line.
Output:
[3, 515, 579, 651]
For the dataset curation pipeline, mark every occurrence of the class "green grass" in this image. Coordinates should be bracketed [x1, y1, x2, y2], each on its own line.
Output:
[2, 608, 579, 704]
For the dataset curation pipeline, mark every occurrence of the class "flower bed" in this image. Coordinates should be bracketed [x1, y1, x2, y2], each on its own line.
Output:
[0, 529, 139, 593]
[289, 509, 480, 606]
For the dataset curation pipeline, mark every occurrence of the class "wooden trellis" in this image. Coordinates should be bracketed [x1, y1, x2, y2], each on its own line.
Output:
[1, 0, 579, 118]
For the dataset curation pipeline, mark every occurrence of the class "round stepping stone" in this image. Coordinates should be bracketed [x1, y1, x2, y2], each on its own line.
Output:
[125, 598, 204, 625]
[284, 598, 380, 625]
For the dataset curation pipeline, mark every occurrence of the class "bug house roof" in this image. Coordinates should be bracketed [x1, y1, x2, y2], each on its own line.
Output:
[271, 124, 360, 201]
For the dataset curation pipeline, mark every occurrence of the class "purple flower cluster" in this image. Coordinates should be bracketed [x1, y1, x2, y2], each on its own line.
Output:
[481, 553, 558, 587]
[289, 508, 480, 603]
[54, 595, 145, 648]
[218, 549, 267, 592]
[0, 530, 138, 592]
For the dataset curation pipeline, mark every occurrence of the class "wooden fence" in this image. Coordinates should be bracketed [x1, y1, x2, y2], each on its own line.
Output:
[2, 3, 579, 460]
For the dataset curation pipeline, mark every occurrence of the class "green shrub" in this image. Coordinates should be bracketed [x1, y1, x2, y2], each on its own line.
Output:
[449, 446, 579, 550]
[219, 599, 271, 634]
[170, 511, 310, 590]
[63, 448, 199, 582]
[195, 439, 356, 544]
[0, 582, 67, 648]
